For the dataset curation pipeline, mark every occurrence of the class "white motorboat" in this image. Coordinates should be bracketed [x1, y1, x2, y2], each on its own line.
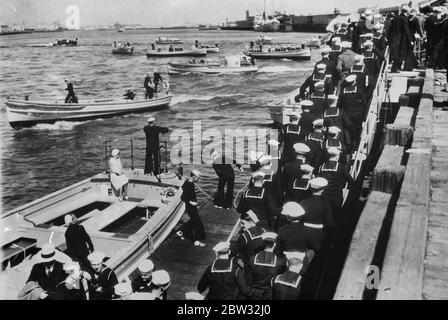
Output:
[168, 55, 258, 74]
[244, 47, 311, 60]
[155, 36, 183, 45]
[146, 46, 206, 57]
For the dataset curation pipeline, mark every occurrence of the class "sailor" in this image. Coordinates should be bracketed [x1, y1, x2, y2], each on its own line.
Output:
[274, 202, 321, 256]
[299, 64, 335, 99]
[299, 100, 320, 137]
[177, 170, 206, 247]
[143, 73, 154, 99]
[289, 164, 314, 204]
[282, 143, 310, 198]
[55, 262, 89, 300]
[324, 126, 347, 164]
[329, 37, 342, 62]
[230, 210, 266, 266]
[337, 74, 367, 151]
[86, 251, 119, 300]
[323, 95, 353, 153]
[337, 41, 357, 82]
[315, 48, 338, 84]
[143, 116, 169, 175]
[131, 259, 155, 293]
[64, 214, 94, 269]
[64, 79, 78, 103]
[362, 41, 380, 95]
[26, 243, 67, 300]
[114, 282, 133, 300]
[245, 232, 287, 300]
[151, 270, 170, 300]
[335, 22, 352, 42]
[345, 54, 369, 95]
[372, 23, 386, 58]
[109, 148, 129, 201]
[198, 242, 252, 300]
[123, 89, 136, 100]
[309, 81, 328, 117]
[211, 150, 244, 210]
[280, 113, 303, 163]
[153, 70, 163, 94]
[299, 177, 333, 250]
[318, 148, 355, 221]
[305, 119, 325, 170]
[258, 154, 283, 208]
[236, 170, 278, 231]
[271, 251, 307, 300]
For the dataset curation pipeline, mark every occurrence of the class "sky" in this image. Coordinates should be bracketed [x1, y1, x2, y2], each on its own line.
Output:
[0, 0, 409, 27]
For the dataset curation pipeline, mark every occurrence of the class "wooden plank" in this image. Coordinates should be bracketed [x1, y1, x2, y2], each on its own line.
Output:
[334, 191, 392, 300]
[372, 145, 405, 193]
[384, 123, 413, 146]
[406, 85, 422, 108]
[389, 76, 409, 103]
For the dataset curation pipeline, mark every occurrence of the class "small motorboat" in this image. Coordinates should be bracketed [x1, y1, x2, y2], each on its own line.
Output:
[267, 85, 301, 125]
[146, 45, 206, 58]
[200, 44, 220, 53]
[54, 38, 78, 46]
[244, 46, 311, 60]
[5, 85, 172, 129]
[255, 35, 273, 45]
[155, 36, 183, 45]
[0, 167, 186, 299]
[168, 58, 220, 69]
[306, 37, 323, 48]
[169, 55, 258, 74]
[111, 42, 134, 54]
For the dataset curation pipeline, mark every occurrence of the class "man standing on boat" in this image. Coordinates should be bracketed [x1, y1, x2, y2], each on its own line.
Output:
[144, 73, 154, 99]
[153, 70, 163, 96]
[64, 79, 77, 103]
[64, 214, 94, 268]
[143, 116, 169, 175]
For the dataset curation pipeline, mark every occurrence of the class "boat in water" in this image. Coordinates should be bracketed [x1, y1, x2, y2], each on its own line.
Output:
[155, 36, 183, 45]
[111, 42, 134, 54]
[54, 39, 78, 46]
[0, 168, 186, 299]
[168, 55, 258, 74]
[146, 44, 206, 58]
[255, 35, 273, 45]
[244, 46, 311, 60]
[305, 37, 323, 48]
[200, 44, 220, 53]
[5, 86, 172, 129]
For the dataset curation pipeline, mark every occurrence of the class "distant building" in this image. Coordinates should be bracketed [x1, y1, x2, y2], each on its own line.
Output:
[221, 10, 255, 30]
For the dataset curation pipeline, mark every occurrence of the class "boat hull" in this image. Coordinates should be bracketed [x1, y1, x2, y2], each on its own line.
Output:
[6, 95, 172, 129]
[146, 49, 207, 57]
[205, 47, 220, 53]
[169, 65, 258, 74]
[245, 49, 311, 60]
[156, 40, 183, 45]
[112, 47, 134, 54]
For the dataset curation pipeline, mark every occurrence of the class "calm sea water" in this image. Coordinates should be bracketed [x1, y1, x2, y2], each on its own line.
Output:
[0, 29, 323, 211]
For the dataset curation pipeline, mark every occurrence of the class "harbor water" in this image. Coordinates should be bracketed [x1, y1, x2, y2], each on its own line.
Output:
[0, 29, 321, 212]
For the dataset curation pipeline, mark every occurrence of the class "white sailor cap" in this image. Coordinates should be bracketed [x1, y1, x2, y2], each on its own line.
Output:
[191, 169, 201, 177]
[213, 242, 231, 253]
[64, 214, 73, 225]
[281, 202, 305, 218]
[341, 41, 352, 48]
[345, 74, 357, 83]
[332, 37, 341, 44]
[258, 155, 272, 169]
[243, 210, 260, 224]
[320, 48, 330, 55]
[293, 143, 310, 154]
[364, 40, 373, 48]
[111, 148, 120, 157]
[328, 126, 341, 135]
[373, 23, 383, 30]
[300, 100, 314, 108]
[147, 116, 155, 123]
[316, 63, 326, 70]
[354, 54, 364, 63]
[63, 261, 80, 273]
[327, 94, 339, 104]
[185, 292, 205, 300]
[115, 282, 133, 296]
[88, 251, 105, 265]
[64, 78, 71, 82]
[138, 259, 154, 273]
[268, 139, 280, 146]
[312, 118, 324, 126]
[309, 177, 328, 189]
[300, 164, 314, 173]
[284, 251, 306, 261]
[252, 170, 265, 178]
[152, 270, 170, 286]
[364, 9, 373, 15]
[327, 147, 341, 156]
[314, 81, 325, 89]
[261, 232, 278, 240]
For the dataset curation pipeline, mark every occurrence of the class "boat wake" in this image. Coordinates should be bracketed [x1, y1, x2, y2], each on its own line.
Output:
[171, 94, 241, 105]
[258, 66, 314, 74]
[30, 121, 88, 131]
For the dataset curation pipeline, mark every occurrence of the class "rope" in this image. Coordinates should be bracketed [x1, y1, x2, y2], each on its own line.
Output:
[195, 184, 214, 200]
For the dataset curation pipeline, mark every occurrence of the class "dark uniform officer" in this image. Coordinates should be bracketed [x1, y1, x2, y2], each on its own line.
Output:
[64, 214, 94, 269]
[282, 143, 310, 199]
[211, 151, 244, 209]
[289, 164, 314, 204]
[198, 242, 252, 300]
[86, 251, 119, 300]
[131, 259, 155, 293]
[230, 210, 266, 266]
[337, 74, 367, 150]
[318, 148, 355, 221]
[245, 232, 287, 300]
[305, 119, 325, 170]
[237, 171, 279, 231]
[299, 65, 335, 99]
[309, 81, 328, 117]
[271, 251, 306, 300]
[143, 116, 169, 175]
